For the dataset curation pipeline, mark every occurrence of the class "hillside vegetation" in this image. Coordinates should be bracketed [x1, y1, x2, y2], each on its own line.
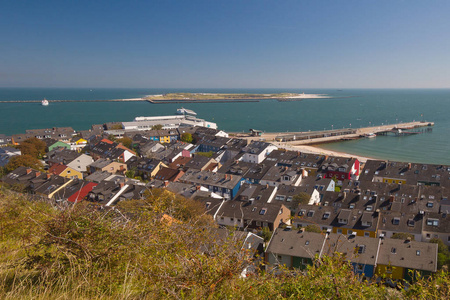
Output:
[0, 187, 449, 299]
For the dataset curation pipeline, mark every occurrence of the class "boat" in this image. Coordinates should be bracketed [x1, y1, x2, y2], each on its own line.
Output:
[41, 98, 49, 106]
[364, 133, 376, 138]
[176, 107, 197, 116]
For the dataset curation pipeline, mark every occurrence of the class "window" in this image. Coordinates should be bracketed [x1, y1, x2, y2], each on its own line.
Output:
[348, 230, 353, 235]
[286, 196, 293, 202]
[364, 232, 370, 237]
[298, 209, 306, 216]
[426, 219, 439, 226]
[230, 218, 234, 221]
[386, 266, 393, 274]
[366, 206, 373, 211]
[337, 229, 343, 234]
[416, 250, 421, 256]
[407, 219, 415, 227]
[260, 208, 267, 215]
[427, 202, 433, 208]
[356, 264, 364, 272]
[349, 204, 355, 209]
[391, 247, 397, 254]
[252, 207, 257, 212]
[256, 221, 261, 226]
[323, 212, 330, 219]
[392, 218, 400, 225]
[307, 210, 314, 217]
[357, 245, 366, 254]
[426, 234, 431, 239]
[305, 241, 310, 245]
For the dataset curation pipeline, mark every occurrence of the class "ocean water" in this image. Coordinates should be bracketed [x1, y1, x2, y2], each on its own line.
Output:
[0, 88, 449, 164]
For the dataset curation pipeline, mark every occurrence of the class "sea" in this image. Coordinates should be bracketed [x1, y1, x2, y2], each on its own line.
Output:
[0, 88, 449, 165]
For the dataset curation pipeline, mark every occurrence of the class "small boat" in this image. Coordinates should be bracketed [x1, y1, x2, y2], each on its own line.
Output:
[41, 98, 49, 106]
[364, 133, 376, 138]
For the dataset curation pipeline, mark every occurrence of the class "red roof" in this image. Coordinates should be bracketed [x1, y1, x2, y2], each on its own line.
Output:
[100, 138, 115, 144]
[48, 163, 67, 175]
[67, 182, 98, 203]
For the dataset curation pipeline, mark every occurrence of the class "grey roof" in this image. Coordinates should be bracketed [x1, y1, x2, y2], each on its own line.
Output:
[85, 170, 112, 183]
[47, 148, 81, 165]
[377, 238, 437, 272]
[180, 169, 242, 190]
[217, 201, 287, 224]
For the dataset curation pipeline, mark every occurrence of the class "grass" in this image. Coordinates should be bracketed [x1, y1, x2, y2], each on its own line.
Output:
[0, 186, 449, 299]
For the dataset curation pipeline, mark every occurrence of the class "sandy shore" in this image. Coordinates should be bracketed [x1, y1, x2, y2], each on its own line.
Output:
[284, 94, 331, 99]
[271, 142, 374, 163]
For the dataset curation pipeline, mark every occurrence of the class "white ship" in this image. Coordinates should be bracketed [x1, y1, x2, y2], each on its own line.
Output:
[41, 98, 49, 106]
[176, 107, 197, 116]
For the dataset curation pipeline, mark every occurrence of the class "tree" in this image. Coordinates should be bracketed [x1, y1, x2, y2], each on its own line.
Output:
[117, 136, 132, 149]
[261, 226, 273, 242]
[292, 192, 311, 207]
[180, 132, 193, 143]
[195, 151, 214, 158]
[151, 124, 163, 130]
[391, 232, 415, 240]
[430, 238, 450, 269]
[19, 137, 46, 158]
[5, 155, 42, 172]
[304, 225, 322, 233]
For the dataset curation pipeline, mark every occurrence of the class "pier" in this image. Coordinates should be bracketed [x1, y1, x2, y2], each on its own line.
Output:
[0, 98, 147, 104]
[234, 121, 434, 145]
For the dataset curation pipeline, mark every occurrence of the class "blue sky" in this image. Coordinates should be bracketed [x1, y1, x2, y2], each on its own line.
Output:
[1, 0, 449, 88]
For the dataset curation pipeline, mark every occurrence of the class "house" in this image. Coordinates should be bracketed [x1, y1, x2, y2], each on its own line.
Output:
[52, 180, 97, 203]
[12, 127, 76, 144]
[183, 155, 217, 171]
[216, 200, 290, 231]
[195, 135, 231, 153]
[153, 167, 185, 182]
[266, 229, 437, 281]
[126, 156, 167, 179]
[46, 148, 81, 167]
[375, 237, 438, 281]
[241, 141, 278, 164]
[0, 147, 21, 167]
[266, 150, 324, 177]
[48, 140, 71, 152]
[259, 165, 303, 187]
[66, 154, 94, 173]
[49, 163, 83, 179]
[69, 137, 88, 152]
[88, 158, 127, 175]
[359, 160, 450, 188]
[179, 169, 245, 199]
[0, 134, 12, 147]
[1, 167, 43, 191]
[139, 140, 165, 157]
[320, 156, 360, 181]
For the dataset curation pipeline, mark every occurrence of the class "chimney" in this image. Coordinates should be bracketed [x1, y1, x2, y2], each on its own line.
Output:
[47, 174, 51, 179]
[35, 172, 41, 178]
[196, 185, 201, 190]
[230, 175, 233, 180]
[119, 182, 124, 188]
[164, 180, 169, 187]
[26, 168, 32, 174]
[302, 169, 308, 177]
[408, 163, 412, 170]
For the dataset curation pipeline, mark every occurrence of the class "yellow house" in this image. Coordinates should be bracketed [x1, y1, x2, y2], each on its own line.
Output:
[381, 177, 406, 185]
[49, 163, 83, 179]
[375, 263, 404, 280]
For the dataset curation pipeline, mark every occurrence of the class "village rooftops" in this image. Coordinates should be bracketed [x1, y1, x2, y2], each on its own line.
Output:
[180, 169, 243, 190]
[360, 159, 450, 187]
